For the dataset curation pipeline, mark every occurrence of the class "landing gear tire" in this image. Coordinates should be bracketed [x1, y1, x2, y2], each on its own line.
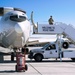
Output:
[25, 48, 29, 54]
[34, 54, 43, 62]
[22, 48, 29, 54]
[15, 65, 18, 72]
[25, 64, 28, 71]
[11, 52, 14, 61]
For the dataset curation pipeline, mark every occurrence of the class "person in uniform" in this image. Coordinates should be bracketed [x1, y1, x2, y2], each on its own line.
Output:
[48, 16, 54, 25]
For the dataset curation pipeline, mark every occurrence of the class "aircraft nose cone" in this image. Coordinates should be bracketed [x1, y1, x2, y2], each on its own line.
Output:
[15, 24, 23, 34]
[13, 24, 25, 47]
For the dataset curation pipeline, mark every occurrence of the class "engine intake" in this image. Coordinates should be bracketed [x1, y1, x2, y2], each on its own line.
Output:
[62, 42, 69, 49]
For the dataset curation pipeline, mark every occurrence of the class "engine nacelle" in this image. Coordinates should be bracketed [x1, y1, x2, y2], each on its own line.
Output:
[62, 41, 69, 49]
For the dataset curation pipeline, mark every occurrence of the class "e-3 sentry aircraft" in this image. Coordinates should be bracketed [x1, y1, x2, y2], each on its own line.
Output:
[0, 7, 30, 51]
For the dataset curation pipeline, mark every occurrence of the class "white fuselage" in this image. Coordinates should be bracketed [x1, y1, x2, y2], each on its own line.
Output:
[0, 11, 30, 48]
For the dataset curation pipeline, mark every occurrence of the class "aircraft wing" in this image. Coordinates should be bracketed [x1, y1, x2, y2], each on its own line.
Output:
[27, 36, 57, 46]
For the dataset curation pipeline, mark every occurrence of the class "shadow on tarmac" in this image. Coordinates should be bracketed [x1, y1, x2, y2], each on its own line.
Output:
[0, 60, 16, 63]
[0, 70, 16, 73]
[26, 60, 75, 63]
[0, 60, 75, 63]
[0, 59, 75, 63]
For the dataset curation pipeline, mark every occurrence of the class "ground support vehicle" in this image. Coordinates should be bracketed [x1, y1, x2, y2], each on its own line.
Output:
[28, 42, 75, 62]
[16, 52, 28, 72]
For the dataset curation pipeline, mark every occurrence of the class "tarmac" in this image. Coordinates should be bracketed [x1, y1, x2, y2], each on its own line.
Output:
[0, 47, 75, 75]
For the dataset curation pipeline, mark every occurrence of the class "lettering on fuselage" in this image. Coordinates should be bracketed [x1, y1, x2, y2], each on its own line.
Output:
[42, 26, 55, 31]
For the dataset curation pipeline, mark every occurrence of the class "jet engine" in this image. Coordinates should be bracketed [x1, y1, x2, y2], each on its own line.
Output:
[62, 41, 69, 49]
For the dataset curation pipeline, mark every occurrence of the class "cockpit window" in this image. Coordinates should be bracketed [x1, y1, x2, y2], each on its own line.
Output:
[10, 15, 26, 22]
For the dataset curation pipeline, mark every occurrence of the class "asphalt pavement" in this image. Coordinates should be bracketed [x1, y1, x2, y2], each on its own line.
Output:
[0, 47, 75, 75]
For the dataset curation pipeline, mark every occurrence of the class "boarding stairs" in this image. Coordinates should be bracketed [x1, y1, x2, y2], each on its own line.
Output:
[33, 22, 75, 45]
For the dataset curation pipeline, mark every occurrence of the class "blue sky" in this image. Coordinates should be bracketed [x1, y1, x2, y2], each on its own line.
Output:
[0, 0, 75, 26]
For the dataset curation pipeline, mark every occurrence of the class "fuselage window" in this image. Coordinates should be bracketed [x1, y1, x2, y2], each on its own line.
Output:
[46, 44, 56, 50]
